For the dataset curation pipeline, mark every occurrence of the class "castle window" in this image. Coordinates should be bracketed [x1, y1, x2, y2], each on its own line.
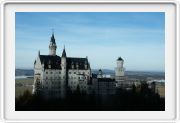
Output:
[46, 72, 48, 74]
[46, 77, 48, 79]
[74, 72, 76, 74]
[51, 72, 53, 74]
[59, 72, 61, 74]
[69, 72, 71, 74]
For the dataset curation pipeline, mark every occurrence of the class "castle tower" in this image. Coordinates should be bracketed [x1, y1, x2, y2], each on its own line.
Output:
[61, 46, 67, 98]
[49, 33, 57, 56]
[97, 69, 103, 78]
[115, 57, 125, 77]
[115, 57, 126, 87]
[33, 50, 42, 95]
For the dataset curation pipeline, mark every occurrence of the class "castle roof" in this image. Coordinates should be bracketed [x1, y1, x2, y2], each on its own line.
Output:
[67, 57, 89, 69]
[117, 57, 124, 61]
[38, 55, 89, 70]
[39, 55, 61, 69]
[50, 33, 56, 44]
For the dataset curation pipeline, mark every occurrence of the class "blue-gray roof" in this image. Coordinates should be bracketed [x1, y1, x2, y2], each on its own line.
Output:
[50, 34, 56, 44]
[38, 55, 90, 70]
[117, 57, 124, 61]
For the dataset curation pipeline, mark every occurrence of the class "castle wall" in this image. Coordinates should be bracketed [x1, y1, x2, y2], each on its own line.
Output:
[34, 65, 91, 98]
[68, 69, 91, 92]
[115, 67, 125, 77]
[42, 69, 62, 98]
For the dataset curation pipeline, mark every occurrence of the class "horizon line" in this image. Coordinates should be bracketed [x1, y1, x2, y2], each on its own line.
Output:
[15, 67, 165, 73]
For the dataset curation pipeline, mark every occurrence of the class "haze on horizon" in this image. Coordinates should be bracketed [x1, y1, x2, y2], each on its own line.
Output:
[15, 12, 165, 72]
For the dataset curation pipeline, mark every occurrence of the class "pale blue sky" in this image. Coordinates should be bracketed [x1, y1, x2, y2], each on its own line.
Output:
[15, 12, 165, 71]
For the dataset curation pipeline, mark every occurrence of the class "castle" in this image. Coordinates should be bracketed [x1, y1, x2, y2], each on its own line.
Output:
[33, 33, 126, 98]
[33, 33, 91, 98]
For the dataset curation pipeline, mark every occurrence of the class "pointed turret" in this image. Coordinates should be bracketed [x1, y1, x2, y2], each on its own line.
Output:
[62, 45, 66, 57]
[50, 33, 56, 44]
[49, 32, 57, 56]
[38, 50, 40, 56]
[61, 45, 67, 98]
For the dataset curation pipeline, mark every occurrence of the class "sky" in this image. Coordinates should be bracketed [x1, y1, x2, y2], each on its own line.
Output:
[15, 12, 165, 71]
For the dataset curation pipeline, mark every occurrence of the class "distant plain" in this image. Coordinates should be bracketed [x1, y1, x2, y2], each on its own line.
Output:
[15, 78, 33, 97]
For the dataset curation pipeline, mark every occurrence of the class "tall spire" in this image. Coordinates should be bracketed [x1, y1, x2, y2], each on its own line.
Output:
[50, 32, 56, 44]
[62, 45, 66, 57]
[49, 30, 57, 56]
[38, 50, 40, 56]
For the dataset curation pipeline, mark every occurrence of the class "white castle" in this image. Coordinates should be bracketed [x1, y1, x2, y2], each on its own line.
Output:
[32, 33, 126, 98]
[33, 33, 91, 98]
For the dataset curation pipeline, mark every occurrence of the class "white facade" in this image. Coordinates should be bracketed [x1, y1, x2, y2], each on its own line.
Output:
[115, 57, 126, 88]
[115, 57, 125, 77]
[68, 69, 91, 92]
[33, 34, 91, 99]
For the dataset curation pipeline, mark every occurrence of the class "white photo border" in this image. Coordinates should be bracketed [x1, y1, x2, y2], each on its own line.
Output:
[0, 0, 179, 122]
